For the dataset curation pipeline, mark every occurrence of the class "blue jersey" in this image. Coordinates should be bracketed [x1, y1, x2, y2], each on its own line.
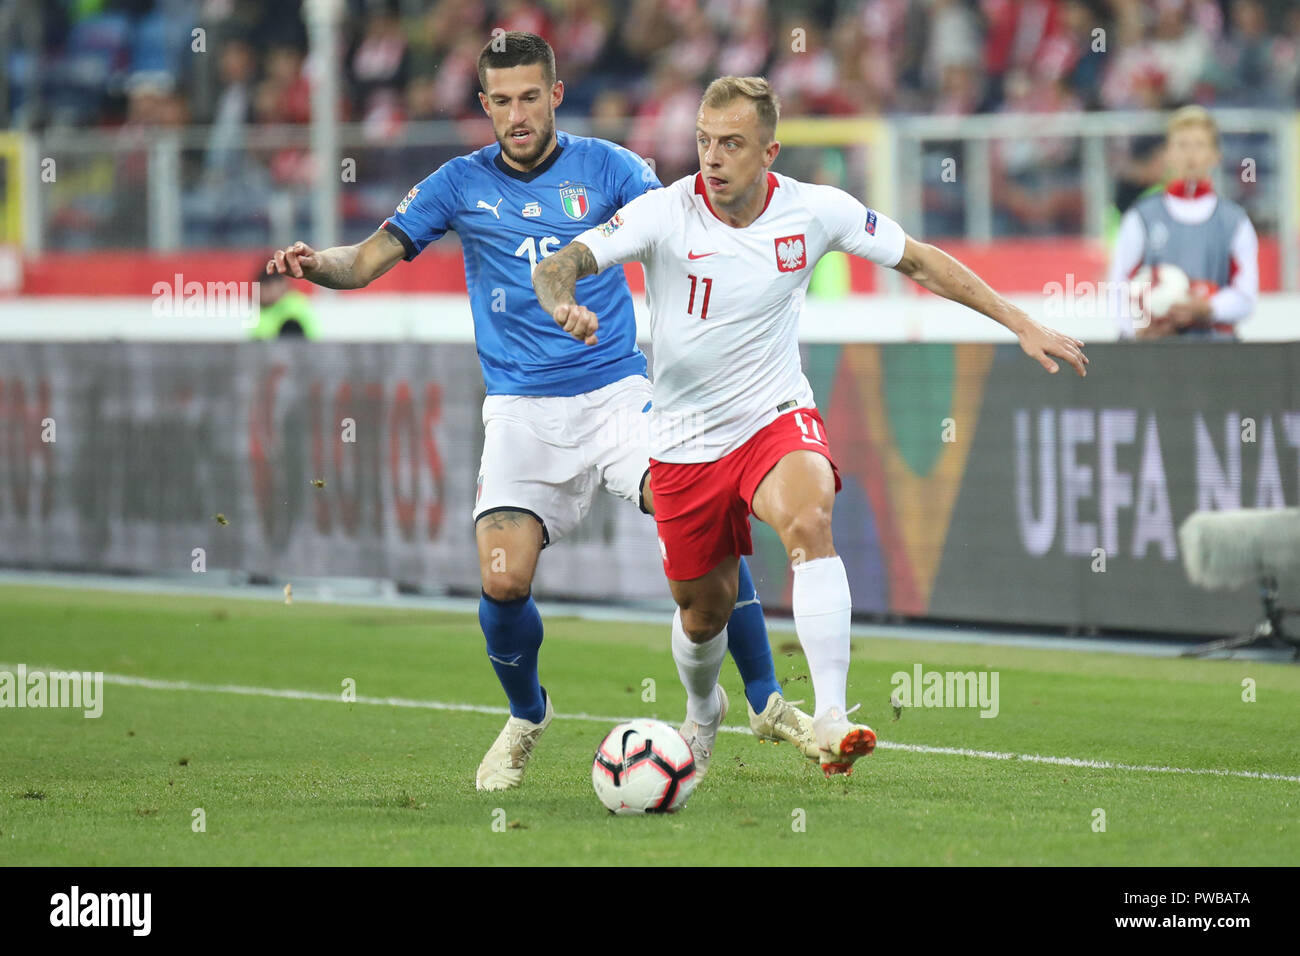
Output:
[382, 131, 661, 396]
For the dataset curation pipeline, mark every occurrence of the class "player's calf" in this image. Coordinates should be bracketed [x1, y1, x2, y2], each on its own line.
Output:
[474, 508, 550, 784]
[752, 450, 857, 731]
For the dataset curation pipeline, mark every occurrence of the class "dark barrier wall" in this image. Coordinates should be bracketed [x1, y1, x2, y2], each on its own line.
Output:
[0, 342, 667, 603]
[743, 341, 1300, 637]
[2, 342, 1296, 637]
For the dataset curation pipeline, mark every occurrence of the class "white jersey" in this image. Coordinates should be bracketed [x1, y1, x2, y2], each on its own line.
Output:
[575, 172, 906, 462]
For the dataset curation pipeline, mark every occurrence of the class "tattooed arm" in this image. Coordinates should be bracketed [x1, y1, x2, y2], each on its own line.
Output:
[266, 228, 406, 290]
[532, 240, 601, 345]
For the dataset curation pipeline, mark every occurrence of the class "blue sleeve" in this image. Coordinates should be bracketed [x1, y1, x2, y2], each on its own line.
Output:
[608, 143, 663, 206]
[381, 160, 460, 261]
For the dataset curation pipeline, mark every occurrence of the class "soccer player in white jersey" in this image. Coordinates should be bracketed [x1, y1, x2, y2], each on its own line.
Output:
[534, 76, 1088, 777]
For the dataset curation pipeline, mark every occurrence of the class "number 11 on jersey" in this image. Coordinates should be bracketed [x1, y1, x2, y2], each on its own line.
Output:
[794, 411, 825, 445]
[686, 273, 713, 320]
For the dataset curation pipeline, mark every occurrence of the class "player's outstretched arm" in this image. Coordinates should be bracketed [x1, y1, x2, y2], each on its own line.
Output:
[266, 228, 406, 290]
[893, 236, 1089, 377]
[533, 240, 601, 346]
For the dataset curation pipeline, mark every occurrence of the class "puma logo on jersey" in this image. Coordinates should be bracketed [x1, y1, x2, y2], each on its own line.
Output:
[477, 198, 504, 219]
[774, 235, 806, 272]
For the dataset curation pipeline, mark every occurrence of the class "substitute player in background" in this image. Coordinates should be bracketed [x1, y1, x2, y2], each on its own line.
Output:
[1110, 106, 1259, 341]
[535, 76, 1088, 777]
[267, 35, 816, 791]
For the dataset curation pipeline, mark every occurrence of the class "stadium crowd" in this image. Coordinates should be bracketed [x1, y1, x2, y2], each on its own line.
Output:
[9, 0, 1300, 131]
[6, 0, 1296, 244]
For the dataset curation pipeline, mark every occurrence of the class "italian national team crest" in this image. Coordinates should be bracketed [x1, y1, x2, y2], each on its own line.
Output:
[559, 184, 589, 220]
[774, 234, 807, 272]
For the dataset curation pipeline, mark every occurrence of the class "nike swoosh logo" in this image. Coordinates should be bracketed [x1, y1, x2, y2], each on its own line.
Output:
[487, 654, 522, 667]
[687, 251, 717, 259]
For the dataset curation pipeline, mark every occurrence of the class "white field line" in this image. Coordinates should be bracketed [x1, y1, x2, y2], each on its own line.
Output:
[7, 665, 1300, 785]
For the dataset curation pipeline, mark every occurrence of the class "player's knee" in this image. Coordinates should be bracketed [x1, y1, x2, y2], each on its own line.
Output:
[681, 606, 729, 643]
[781, 506, 834, 556]
[481, 569, 533, 603]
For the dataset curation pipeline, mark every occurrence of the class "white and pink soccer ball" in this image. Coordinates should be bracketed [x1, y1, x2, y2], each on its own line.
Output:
[1129, 263, 1191, 323]
[592, 719, 698, 815]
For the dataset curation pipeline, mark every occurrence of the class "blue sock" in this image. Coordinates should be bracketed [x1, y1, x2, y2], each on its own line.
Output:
[479, 590, 546, 723]
[727, 557, 783, 712]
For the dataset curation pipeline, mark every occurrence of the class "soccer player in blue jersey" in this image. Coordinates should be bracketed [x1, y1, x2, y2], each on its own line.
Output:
[267, 32, 816, 789]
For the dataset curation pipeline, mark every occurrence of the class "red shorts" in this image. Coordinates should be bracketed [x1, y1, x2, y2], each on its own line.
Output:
[649, 407, 842, 581]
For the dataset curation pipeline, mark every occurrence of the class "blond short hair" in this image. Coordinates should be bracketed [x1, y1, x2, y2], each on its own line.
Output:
[700, 76, 781, 143]
[1166, 105, 1219, 148]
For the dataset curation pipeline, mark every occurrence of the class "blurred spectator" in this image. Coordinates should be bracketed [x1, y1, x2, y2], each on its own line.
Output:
[922, 0, 982, 98]
[769, 21, 840, 117]
[408, 0, 487, 78]
[1100, 5, 1173, 110]
[626, 58, 702, 185]
[552, 0, 610, 85]
[981, 0, 1063, 108]
[251, 269, 319, 339]
[1150, 0, 1213, 104]
[255, 46, 312, 186]
[711, 0, 770, 79]
[204, 37, 256, 183]
[188, 35, 272, 245]
[589, 88, 635, 143]
[495, 0, 551, 37]
[1108, 106, 1258, 341]
[1111, 134, 1167, 214]
[123, 69, 186, 129]
[620, 0, 687, 65]
[990, 66, 1084, 235]
[347, 4, 408, 124]
[1204, 0, 1278, 105]
[1039, 0, 1107, 109]
[257, 45, 311, 124]
[95, 70, 186, 248]
[1273, 6, 1300, 106]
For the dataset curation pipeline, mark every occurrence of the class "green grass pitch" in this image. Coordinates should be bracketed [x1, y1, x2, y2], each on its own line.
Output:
[1, 584, 1296, 866]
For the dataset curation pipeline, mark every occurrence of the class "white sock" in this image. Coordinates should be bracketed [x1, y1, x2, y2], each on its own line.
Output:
[671, 609, 727, 725]
[792, 556, 852, 720]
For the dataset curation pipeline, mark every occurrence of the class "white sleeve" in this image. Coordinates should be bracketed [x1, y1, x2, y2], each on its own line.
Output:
[1108, 209, 1146, 339]
[1208, 216, 1258, 324]
[815, 186, 906, 267]
[573, 187, 672, 272]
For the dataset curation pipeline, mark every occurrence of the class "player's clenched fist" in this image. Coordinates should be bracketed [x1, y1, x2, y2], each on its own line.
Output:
[553, 302, 599, 346]
[266, 241, 318, 279]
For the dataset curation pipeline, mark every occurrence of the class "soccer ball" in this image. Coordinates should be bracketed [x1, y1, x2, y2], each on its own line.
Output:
[592, 719, 698, 815]
[1129, 263, 1190, 323]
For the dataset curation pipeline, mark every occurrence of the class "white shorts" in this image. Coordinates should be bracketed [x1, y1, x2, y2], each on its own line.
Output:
[472, 374, 654, 546]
